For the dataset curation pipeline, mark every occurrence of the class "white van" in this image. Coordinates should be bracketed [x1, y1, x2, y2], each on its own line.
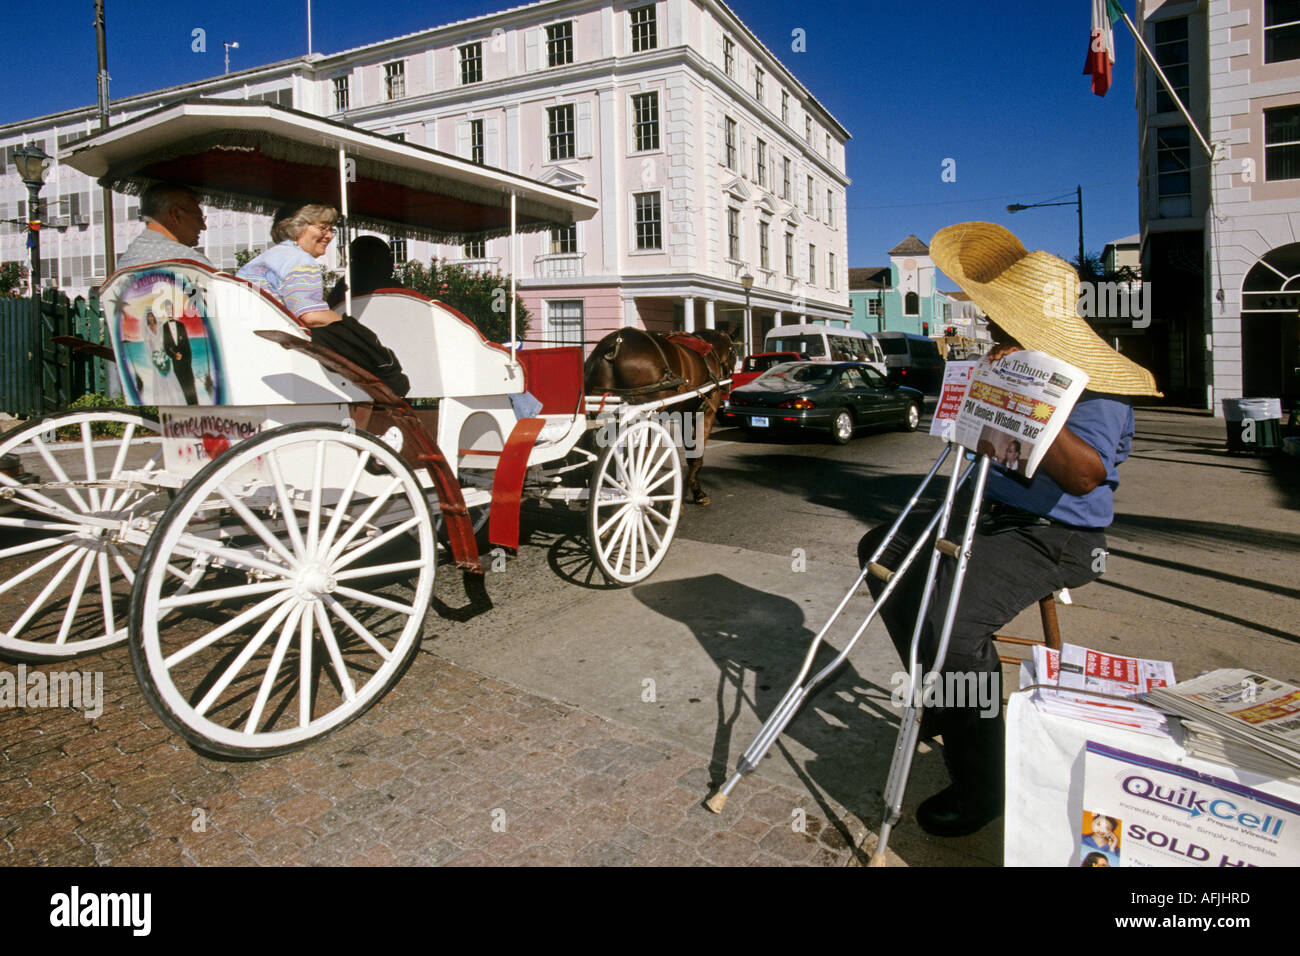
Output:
[763, 324, 887, 375]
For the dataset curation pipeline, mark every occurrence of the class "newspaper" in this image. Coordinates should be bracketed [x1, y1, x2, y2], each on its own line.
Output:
[1020, 642, 1175, 736]
[1145, 670, 1300, 775]
[950, 351, 1089, 479]
[928, 360, 976, 441]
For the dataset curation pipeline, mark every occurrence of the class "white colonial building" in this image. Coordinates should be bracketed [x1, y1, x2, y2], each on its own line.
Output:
[1, 0, 851, 355]
[1137, 0, 1300, 412]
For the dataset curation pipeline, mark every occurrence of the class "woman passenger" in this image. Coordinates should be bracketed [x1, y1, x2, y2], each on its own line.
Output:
[237, 203, 342, 328]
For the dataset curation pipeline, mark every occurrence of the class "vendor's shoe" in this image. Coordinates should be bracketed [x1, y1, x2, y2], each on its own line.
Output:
[916, 687, 1004, 837]
[916, 784, 1002, 837]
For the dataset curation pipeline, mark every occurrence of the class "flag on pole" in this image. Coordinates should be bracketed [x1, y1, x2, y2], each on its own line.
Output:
[1084, 0, 1125, 96]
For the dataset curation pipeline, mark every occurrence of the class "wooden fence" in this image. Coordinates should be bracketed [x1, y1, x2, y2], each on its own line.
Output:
[0, 289, 112, 418]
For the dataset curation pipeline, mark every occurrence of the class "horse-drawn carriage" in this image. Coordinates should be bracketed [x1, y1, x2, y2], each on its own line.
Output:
[0, 99, 728, 756]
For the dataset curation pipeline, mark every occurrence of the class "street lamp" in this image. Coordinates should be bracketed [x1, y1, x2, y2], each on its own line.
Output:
[13, 143, 51, 307]
[1007, 184, 1085, 272]
[224, 41, 240, 74]
[740, 271, 754, 360]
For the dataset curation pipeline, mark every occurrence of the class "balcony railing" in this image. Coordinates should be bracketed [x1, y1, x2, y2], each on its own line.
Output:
[448, 257, 501, 275]
[534, 252, 585, 279]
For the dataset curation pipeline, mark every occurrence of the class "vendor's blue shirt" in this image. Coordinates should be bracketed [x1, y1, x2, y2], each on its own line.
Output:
[985, 392, 1134, 529]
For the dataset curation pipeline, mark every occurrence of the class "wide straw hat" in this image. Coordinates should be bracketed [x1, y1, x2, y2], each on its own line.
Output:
[930, 222, 1160, 396]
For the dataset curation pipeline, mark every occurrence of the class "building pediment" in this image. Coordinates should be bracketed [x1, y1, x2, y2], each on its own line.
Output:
[782, 204, 803, 226]
[755, 194, 779, 215]
[537, 165, 586, 190]
[723, 177, 752, 202]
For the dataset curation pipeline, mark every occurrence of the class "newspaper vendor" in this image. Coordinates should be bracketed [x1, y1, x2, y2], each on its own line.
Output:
[858, 222, 1161, 839]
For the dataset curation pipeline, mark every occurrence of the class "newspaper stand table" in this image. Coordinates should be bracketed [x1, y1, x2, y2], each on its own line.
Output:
[1005, 692, 1300, 866]
[0, 100, 714, 757]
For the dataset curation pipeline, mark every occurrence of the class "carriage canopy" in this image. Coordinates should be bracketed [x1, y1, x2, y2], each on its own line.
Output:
[59, 98, 599, 244]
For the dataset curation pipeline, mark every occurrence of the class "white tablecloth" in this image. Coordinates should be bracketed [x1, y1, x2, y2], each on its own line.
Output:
[1003, 691, 1300, 866]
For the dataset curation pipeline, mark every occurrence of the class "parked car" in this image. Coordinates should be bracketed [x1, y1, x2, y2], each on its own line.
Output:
[720, 361, 924, 444]
[871, 331, 945, 393]
[729, 351, 809, 392]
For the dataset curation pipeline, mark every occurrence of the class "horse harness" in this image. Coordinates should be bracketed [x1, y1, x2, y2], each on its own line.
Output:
[598, 331, 726, 399]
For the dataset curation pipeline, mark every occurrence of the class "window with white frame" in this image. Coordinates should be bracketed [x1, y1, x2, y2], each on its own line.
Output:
[551, 224, 577, 254]
[332, 76, 350, 112]
[806, 175, 815, 216]
[463, 239, 486, 259]
[805, 115, 813, 143]
[868, 298, 882, 317]
[782, 157, 791, 200]
[632, 92, 660, 152]
[631, 4, 657, 52]
[826, 189, 834, 227]
[384, 61, 406, 100]
[548, 104, 576, 161]
[808, 243, 816, 284]
[781, 90, 789, 124]
[825, 132, 831, 160]
[1265, 105, 1300, 180]
[784, 232, 795, 277]
[756, 139, 767, 188]
[547, 21, 574, 67]
[724, 117, 737, 169]
[459, 42, 483, 84]
[723, 36, 735, 78]
[634, 191, 662, 250]
[547, 300, 584, 346]
[727, 207, 740, 261]
[828, 252, 836, 290]
[759, 219, 770, 271]
[470, 119, 485, 164]
[754, 65, 765, 103]
[391, 237, 407, 267]
[1265, 0, 1300, 63]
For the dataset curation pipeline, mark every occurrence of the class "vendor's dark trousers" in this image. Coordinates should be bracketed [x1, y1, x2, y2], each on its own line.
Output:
[858, 505, 1106, 829]
[857, 508, 1106, 685]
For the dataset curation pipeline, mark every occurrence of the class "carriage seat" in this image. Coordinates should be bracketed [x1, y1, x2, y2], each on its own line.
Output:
[98, 258, 368, 407]
[350, 289, 525, 400]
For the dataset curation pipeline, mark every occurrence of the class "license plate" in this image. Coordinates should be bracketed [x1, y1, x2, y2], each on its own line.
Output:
[751, 416, 769, 428]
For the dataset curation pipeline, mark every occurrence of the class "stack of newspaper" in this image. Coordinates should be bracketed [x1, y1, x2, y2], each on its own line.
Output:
[1020, 642, 1175, 736]
[1144, 670, 1300, 781]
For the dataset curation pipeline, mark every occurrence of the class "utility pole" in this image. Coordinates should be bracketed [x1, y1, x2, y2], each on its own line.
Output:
[94, 0, 115, 274]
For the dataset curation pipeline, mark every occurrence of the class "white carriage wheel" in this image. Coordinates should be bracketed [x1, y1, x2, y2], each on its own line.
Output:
[587, 418, 683, 585]
[0, 409, 165, 661]
[128, 422, 435, 758]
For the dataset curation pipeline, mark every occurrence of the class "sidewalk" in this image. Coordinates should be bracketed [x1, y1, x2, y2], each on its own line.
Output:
[0, 642, 875, 866]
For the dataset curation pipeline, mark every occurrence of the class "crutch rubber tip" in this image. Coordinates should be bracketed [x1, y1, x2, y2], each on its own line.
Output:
[704, 791, 728, 814]
[867, 851, 889, 867]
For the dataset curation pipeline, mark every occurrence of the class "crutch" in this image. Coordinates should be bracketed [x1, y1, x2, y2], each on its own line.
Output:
[866, 452, 991, 865]
[705, 442, 976, 813]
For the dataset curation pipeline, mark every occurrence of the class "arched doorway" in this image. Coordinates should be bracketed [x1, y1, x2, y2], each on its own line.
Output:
[1241, 243, 1300, 404]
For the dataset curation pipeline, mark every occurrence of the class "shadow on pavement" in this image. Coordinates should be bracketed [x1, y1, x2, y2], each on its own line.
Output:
[632, 572, 917, 859]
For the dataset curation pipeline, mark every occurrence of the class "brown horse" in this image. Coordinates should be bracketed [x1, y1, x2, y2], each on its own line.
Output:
[584, 327, 739, 505]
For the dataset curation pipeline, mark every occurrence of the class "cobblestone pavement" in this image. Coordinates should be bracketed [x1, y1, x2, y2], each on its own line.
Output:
[0, 643, 875, 867]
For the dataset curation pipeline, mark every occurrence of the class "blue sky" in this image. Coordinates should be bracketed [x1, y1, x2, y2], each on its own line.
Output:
[7, 0, 1141, 281]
